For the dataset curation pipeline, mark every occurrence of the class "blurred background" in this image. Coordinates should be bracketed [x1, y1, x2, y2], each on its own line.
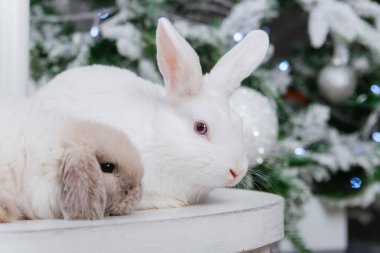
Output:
[6, 0, 380, 252]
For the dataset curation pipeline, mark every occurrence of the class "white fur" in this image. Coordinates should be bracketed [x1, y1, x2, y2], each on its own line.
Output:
[32, 18, 269, 209]
[0, 97, 69, 219]
[0, 97, 143, 221]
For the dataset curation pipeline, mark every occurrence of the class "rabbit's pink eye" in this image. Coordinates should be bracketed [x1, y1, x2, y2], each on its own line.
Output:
[194, 121, 208, 135]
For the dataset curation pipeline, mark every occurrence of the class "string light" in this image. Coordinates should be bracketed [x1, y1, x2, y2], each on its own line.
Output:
[356, 94, 367, 103]
[294, 147, 305, 156]
[89, 9, 111, 39]
[278, 60, 290, 72]
[98, 9, 109, 20]
[90, 26, 100, 38]
[372, 132, 380, 142]
[350, 177, 362, 189]
[256, 157, 264, 164]
[233, 32, 243, 42]
[370, 84, 380, 95]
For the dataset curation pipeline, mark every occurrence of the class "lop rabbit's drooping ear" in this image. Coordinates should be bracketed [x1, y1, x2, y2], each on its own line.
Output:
[59, 147, 107, 220]
[156, 18, 203, 103]
[206, 30, 269, 95]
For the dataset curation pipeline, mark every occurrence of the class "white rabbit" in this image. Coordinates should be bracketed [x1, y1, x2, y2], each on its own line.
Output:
[0, 97, 143, 222]
[32, 18, 269, 209]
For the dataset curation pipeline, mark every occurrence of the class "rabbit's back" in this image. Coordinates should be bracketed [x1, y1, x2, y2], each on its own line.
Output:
[33, 65, 163, 143]
[34, 65, 164, 114]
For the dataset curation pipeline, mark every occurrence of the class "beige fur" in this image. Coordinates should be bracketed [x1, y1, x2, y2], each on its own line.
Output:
[60, 121, 144, 219]
[0, 99, 143, 221]
[0, 193, 22, 222]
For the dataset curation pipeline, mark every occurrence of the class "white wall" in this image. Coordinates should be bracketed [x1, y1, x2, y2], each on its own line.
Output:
[0, 0, 30, 96]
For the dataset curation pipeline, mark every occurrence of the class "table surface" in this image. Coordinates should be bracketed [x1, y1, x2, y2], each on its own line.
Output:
[0, 188, 284, 253]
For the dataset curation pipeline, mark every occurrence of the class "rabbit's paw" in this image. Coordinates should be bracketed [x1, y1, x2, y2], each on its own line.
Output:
[137, 195, 187, 210]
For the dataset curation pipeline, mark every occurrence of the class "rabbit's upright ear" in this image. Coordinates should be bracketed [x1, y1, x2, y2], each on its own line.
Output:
[156, 18, 203, 103]
[59, 147, 106, 220]
[206, 30, 269, 95]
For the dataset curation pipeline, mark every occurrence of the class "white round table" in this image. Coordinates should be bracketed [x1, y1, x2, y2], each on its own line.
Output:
[0, 189, 284, 253]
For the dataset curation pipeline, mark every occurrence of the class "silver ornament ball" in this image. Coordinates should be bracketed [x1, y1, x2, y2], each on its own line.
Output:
[229, 87, 278, 167]
[317, 64, 357, 103]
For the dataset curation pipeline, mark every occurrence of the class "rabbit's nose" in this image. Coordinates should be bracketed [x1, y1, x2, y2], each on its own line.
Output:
[229, 168, 239, 179]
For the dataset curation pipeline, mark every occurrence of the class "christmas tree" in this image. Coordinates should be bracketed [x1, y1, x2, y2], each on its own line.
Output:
[30, 0, 380, 252]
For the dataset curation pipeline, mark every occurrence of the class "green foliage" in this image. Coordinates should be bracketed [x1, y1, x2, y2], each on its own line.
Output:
[313, 166, 370, 200]
[88, 0, 115, 8]
[373, 166, 380, 182]
[30, 42, 77, 82]
[285, 227, 313, 253]
[29, 43, 47, 82]
[187, 37, 227, 73]
[30, 0, 56, 14]
[238, 162, 313, 252]
[88, 39, 126, 66]
[305, 140, 330, 153]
